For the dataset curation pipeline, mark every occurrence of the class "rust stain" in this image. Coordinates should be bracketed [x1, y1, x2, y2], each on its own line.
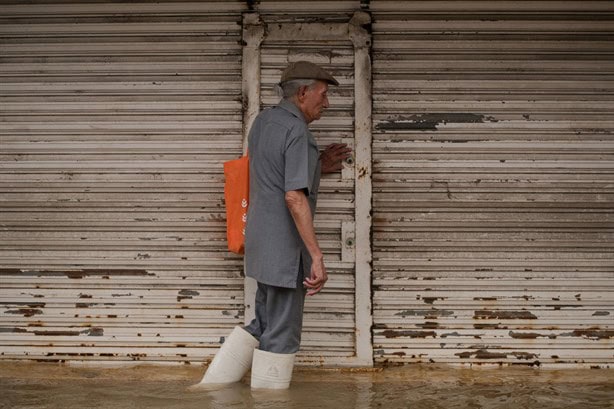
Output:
[512, 352, 539, 360]
[3, 302, 45, 308]
[376, 113, 498, 132]
[9, 325, 104, 337]
[33, 330, 83, 336]
[179, 290, 199, 296]
[475, 350, 508, 359]
[441, 332, 482, 339]
[395, 309, 453, 318]
[455, 349, 538, 360]
[177, 289, 199, 302]
[381, 330, 437, 339]
[0, 327, 28, 333]
[422, 297, 445, 304]
[474, 310, 537, 320]
[5, 308, 43, 317]
[417, 322, 441, 329]
[474, 324, 506, 329]
[0, 268, 152, 278]
[571, 329, 613, 340]
[592, 311, 610, 316]
[509, 331, 557, 339]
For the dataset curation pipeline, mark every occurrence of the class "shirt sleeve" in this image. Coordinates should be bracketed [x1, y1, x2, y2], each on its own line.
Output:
[284, 126, 311, 194]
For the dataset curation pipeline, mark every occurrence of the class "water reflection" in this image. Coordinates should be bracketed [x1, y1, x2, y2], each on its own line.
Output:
[0, 362, 612, 409]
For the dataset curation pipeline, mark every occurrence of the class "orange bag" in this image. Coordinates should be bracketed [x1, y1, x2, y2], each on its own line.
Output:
[223, 155, 249, 254]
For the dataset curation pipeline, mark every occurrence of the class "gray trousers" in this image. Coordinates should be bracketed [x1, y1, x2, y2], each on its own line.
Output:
[243, 271, 307, 354]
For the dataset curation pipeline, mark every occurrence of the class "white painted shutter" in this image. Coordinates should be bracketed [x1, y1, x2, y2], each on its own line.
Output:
[371, 1, 614, 366]
[0, 1, 247, 363]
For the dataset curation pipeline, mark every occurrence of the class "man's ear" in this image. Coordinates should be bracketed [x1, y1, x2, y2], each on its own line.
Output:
[297, 85, 308, 102]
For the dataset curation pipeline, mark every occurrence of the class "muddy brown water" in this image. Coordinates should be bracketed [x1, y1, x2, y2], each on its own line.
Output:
[1, 362, 612, 409]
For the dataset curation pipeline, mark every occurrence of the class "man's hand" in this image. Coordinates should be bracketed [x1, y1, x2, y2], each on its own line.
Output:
[303, 256, 327, 296]
[320, 143, 352, 174]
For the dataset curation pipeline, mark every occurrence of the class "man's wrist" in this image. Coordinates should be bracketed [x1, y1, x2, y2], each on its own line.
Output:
[310, 251, 323, 262]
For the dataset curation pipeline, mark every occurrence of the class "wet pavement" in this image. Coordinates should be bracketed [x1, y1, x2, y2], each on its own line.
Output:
[0, 362, 613, 408]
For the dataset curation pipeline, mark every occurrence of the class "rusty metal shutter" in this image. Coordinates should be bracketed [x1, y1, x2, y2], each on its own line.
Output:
[0, 1, 247, 363]
[371, 1, 614, 366]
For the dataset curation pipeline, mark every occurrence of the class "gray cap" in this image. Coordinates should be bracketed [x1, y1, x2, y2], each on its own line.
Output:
[280, 60, 339, 86]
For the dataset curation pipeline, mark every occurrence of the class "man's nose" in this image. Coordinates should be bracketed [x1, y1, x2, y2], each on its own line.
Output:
[323, 97, 329, 109]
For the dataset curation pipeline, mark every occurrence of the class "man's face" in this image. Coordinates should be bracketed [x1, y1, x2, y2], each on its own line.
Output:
[299, 80, 330, 123]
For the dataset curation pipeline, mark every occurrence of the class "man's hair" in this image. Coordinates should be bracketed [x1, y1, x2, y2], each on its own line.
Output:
[275, 79, 317, 99]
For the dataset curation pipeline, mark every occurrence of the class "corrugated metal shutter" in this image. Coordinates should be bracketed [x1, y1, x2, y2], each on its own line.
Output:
[0, 1, 247, 363]
[371, 1, 614, 366]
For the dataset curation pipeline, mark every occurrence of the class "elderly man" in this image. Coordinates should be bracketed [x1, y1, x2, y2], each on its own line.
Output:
[197, 61, 351, 389]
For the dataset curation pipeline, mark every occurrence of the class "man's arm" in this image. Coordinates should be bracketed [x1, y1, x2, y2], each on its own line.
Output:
[285, 190, 327, 296]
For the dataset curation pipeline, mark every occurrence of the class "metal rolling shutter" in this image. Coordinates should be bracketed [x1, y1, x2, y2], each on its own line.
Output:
[0, 1, 246, 363]
[371, 1, 614, 366]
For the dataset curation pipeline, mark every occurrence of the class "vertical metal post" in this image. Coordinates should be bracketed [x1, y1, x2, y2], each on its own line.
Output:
[241, 12, 265, 324]
[349, 11, 374, 366]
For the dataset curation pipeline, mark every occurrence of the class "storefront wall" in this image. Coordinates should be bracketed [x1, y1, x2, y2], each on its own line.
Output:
[1, 1, 612, 366]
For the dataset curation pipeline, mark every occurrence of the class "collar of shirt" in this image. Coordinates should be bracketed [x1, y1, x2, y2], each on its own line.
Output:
[278, 99, 307, 124]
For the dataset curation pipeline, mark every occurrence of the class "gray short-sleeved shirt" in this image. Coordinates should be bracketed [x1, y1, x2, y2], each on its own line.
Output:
[244, 99, 321, 288]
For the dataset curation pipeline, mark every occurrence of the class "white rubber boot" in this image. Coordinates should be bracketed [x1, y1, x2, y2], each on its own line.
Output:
[197, 326, 259, 385]
[250, 349, 296, 390]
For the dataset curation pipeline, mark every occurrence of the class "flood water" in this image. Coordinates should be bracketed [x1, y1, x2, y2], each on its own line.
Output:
[1, 362, 612, 409]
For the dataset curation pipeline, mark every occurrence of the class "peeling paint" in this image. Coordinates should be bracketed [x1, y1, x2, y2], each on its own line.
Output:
[381, 330, 437, 338]
[4, 309, 43, 317]
[0, 268, 152, 278]
[0, 328, 28, 333]
[474, 324, 506, 330]
[455, 349, 538, 360]
[509, 331, 557, 339]
[179, 290, 200, 296]
[417, 322, 441, 329]
[592, 311, 610, 316]
[394, 309, 453, 318]
[177, 289, 200, 302]
[422, 297, 445, 304]
[376, 113, 498, 132]
[441, 332, 482, 339]
[571, 329, 613, 340]
[474, 310, 537, 320]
